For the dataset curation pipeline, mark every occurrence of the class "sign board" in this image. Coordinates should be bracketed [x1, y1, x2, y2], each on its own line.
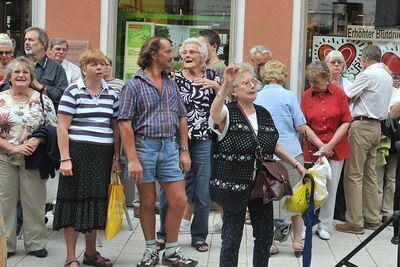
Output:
[123, 22, 154, 81]
[347, 25, 400, 42]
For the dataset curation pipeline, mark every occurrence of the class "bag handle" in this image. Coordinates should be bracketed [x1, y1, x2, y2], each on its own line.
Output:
[39, 91, 46, 126]
[111, 171, 122, 185]
[235, 102, 265, 160]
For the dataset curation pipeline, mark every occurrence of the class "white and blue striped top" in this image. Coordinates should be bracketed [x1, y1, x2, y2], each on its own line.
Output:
[58, 78, 119, 145]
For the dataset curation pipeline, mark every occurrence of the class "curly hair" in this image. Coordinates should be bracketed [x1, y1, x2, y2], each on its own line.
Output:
[5, 56, 35, 85]
[306, 61, 330, 81]
[260, 60, 287, 84]
[137, 37, 172, 69]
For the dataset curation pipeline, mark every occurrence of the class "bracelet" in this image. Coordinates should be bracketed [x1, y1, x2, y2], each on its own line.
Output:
[60, 157, 72, 162]
[293, 161, 300, 169]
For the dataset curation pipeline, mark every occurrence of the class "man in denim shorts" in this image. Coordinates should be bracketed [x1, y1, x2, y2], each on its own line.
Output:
[118, 36, 198, 267]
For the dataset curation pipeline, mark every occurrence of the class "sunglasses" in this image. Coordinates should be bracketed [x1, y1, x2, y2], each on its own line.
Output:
[0, 51, 12, 56]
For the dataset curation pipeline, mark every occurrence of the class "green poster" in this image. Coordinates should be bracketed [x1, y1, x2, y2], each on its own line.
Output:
[123, 22, 154, 81]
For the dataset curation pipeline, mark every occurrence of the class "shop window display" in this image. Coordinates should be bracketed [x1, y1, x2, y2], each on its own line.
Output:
[307, 0, 400, 87]
[116, 0, 231, 80]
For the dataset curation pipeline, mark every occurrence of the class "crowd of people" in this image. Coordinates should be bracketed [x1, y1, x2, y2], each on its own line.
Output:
[0, 25, 399, 267]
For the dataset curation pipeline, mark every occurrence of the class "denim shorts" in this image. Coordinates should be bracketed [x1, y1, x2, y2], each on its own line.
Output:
[135, 135, 183, 184]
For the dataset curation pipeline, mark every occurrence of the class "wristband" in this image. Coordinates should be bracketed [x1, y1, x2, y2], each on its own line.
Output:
[179, 146, 188, 153]
[293, 161, 301, 169]
[60, 157, 72, 162]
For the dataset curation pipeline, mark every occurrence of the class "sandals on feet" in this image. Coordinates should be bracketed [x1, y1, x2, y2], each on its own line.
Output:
[83, 251, 113, 267]
[192, 241, 209, 252]
[65, 258, 80, 267]
[292, 242, 304, 258]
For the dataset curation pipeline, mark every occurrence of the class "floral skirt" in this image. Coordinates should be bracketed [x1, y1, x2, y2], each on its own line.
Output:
[53, 141, 113, 233]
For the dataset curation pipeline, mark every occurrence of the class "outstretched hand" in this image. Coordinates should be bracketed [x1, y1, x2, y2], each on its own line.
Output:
[223, 64, 239, 85]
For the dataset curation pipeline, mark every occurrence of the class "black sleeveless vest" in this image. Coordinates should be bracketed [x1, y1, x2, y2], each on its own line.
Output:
[210, 102, 279, 211]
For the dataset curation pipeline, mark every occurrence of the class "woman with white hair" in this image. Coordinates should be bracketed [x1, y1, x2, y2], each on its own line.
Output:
[157, 37, 220, 253]
[324, 50, 352, 90]
[0, 33, 15, 87]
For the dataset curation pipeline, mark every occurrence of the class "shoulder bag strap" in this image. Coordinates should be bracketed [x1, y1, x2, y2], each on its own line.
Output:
[235, 102, 263, 159]
[39, 91, 46, 126]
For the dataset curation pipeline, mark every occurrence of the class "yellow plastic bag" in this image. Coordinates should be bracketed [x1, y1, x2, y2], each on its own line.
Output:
[284, 157, 330, 214]
[104, 172, 124, 240]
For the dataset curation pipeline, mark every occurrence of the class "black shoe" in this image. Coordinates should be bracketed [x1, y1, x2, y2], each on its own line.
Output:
[392, 236, 399, 245]
[7, 252, 15, 258]
[27, 248, 48, 258]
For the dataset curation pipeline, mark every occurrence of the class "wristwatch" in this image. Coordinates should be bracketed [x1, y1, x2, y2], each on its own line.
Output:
[179, 146, 188, 153]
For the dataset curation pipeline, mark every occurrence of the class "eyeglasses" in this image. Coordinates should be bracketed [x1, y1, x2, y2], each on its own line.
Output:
[181, 50, 201, 56]
[0, 51, 12, 56]
[239, 78, 258, 87]
[328, 60, 345, 65]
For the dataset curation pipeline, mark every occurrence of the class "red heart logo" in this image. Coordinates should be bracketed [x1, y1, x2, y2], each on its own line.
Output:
[382, 52, 400, 74]
[318, 44, 357, 68]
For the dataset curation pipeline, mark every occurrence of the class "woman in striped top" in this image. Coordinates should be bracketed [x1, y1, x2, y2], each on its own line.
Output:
[53, 49, 120, 267]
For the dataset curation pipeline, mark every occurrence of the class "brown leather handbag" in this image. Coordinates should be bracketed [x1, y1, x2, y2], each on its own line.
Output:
[250, 157, 292, 204]
[235, 103, 293, 204]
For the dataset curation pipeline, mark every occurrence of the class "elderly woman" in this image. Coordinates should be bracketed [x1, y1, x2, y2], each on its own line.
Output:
[0, 56, 57, 258]
[301, 61, 352, 240]
[157, 37, 220, 252]
[0, 33, 15, 87]
[53, 49, 120, 267]
[255, 60, 322, 256]
[209, 63, 306, 266]
[325, 50, 352, 90]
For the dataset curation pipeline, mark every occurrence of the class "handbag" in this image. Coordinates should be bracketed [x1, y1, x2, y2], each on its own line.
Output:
[104, 171, 125, 240]
[235, 103, 292, 204]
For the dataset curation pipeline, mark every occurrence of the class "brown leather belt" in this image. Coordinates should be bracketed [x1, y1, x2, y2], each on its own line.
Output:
[352, 116, 379, 122]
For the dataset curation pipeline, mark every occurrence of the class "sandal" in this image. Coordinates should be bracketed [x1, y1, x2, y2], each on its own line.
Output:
[83, 251, 113, 267]
[65, 258, 80, 267]
[269, 242, 279, 255]
[292, 242, 304, 258]
[192, 241, 209, 252]
[157, 239, 165, 251]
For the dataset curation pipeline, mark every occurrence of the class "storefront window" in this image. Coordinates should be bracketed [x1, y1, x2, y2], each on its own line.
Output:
[116, 0, 231, 80]
[0, 0, 32, 56]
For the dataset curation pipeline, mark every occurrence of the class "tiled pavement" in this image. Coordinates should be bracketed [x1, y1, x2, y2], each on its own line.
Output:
[7, 211, 398, 267]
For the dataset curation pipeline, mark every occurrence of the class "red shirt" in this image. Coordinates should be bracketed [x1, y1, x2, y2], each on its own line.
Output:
[301, 83, 352, 162]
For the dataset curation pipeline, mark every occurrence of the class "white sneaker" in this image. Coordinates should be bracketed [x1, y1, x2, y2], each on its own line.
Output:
[316, 228, 330, 240]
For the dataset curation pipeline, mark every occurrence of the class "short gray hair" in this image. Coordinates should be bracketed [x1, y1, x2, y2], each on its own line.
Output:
[50, 38, 68, 50]
[325, 50, 347, 71]
[179, 37, 208, 63]
[232, 63, 255, 87]
[250, 45, 272, 57]
[0, 33, 15, 53]
[362, 45, 381, 62]
[25, 27, 49, 51]
[5, 56, 35, 85]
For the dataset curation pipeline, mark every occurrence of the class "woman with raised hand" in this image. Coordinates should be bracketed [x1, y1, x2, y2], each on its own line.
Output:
[209, 63, 306, 266]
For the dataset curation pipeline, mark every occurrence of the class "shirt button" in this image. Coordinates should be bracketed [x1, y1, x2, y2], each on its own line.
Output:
[324, 126, 327, 129]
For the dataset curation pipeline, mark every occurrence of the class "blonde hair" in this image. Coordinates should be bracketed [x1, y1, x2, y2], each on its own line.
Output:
[260, 60, 287, 84]
[5, 56, 35, 85]
[306, 61, 330, 81]
[79, 49, 106, 76]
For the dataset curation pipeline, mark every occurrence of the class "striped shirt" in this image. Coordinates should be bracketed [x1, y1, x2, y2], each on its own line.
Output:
[106, 78, 125, 96]
[58, 78, 119, 144]
[118, 69, 186, 138]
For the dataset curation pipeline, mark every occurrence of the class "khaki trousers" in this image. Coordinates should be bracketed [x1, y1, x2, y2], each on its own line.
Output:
[344, 120, 381, 227]
[0, 160, 47, 253]
[376, 153, 397, 216]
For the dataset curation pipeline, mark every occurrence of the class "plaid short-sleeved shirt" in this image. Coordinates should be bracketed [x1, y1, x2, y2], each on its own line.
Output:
[118, 70, 187, 137]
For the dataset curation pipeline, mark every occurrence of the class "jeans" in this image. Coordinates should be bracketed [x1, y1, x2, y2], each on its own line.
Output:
[220, 199, 273, 267]
[157, 140, 211, 243]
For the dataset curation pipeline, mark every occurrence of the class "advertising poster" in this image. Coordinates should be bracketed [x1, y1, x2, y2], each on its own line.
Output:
[312, 34, 400, 87]
[123, 22, 154, 81]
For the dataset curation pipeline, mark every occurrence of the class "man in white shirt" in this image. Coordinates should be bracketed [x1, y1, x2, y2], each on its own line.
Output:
[336, 45, 393, 234]
[49, 38, 81, 85]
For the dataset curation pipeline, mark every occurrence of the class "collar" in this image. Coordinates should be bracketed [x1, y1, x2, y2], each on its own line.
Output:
[365, 62, 386, 71]
[35, 55, 49, 69]
[311, 83, 333, 97]
[76, 78, 109, 92]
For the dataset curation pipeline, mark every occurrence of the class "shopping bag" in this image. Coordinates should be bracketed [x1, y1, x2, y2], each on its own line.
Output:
[104, 172, 124, 241]
[284, 156, 330, 213]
